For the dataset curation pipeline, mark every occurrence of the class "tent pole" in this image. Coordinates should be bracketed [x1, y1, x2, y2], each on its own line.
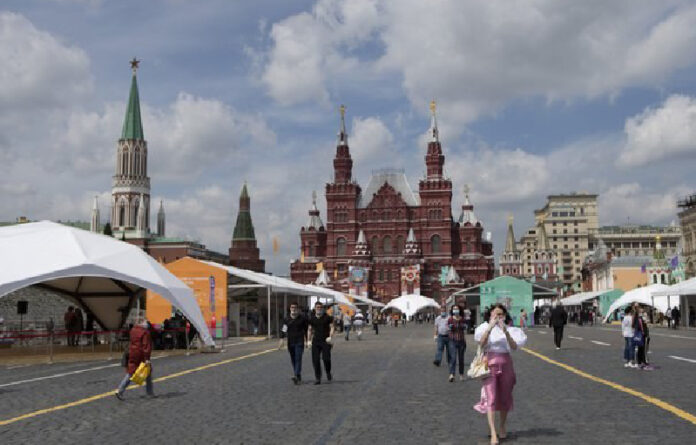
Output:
[275, 291, 279, 339]
[284, 293, 287, 319]
[267, 286, 271, 340]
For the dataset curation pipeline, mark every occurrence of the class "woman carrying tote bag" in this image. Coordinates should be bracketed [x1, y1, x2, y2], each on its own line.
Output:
[473, 304, 527, 445]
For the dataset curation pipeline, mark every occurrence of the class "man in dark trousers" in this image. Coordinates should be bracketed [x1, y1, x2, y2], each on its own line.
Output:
[307, 301, 335, 385]
[279, 302, 308, 385]
[549, 301, 568, 350]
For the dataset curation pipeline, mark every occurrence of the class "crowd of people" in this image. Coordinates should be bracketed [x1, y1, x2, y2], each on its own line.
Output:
[62, 306, 95, 346]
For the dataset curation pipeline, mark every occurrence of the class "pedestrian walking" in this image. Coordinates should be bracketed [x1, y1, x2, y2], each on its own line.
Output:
[63, 306, 75, 346]
[622, 307, 636, 368]
[549, 301, 567, 350]
[519, 309, 527, 328]
[115, 317, 155, 400]
[307, 302, 334, 385]
[672, 306, 681, 330]
[372, 313, 380, 335]
[463, 304, 472, 333]
[664, 307, 671, 328]
[279, 302, 308, 385]
[433, 307, 451, 367]
[74, 308, 84, 346]
[533, 306, 540, 325]
[447, 304, 467, 382]
[689, 306, 695, 327]
[353, 309, 364, 340]
[474, 304, 527, 444]
[343, 312, 352, 340]
[633, 305, 651, 370]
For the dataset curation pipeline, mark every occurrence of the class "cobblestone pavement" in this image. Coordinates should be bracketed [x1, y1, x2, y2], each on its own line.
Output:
[1, 324, 695, 444]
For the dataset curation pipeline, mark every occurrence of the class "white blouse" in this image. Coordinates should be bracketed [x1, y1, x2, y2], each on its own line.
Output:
[474, 322, 527, 353]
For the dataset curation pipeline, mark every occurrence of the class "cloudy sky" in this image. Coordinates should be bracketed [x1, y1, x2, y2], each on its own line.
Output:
[2, 0, 696, 275]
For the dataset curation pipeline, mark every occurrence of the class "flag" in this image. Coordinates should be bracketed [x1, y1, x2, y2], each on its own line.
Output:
[300, 250, 305, 263]
[272, 237, 279, 255]
[316, 262, 323, 272]
[333, 268, 338, 279]
[670, 256, 679, 269]
[640, 263, 646, 273]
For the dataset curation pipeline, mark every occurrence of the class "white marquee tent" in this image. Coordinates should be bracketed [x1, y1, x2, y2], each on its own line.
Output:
[603, 283, 674, 322]
[560, 289, 616, 306]
[650, 277, 696, 297]
[380, 293, 440, 317]
[0, 221, 214, 346]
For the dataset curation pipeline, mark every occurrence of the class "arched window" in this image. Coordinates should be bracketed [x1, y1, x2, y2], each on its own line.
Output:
[371, 236, 379, 254]
[134, 150, 140, 175]
[431, 234, 441, 254]
[336, 237, 346, 256]
[383, 236, 392, 254]
[119, 204, 125, 227]
[309, 242, 316, 257]
[396, 236, 404, 253]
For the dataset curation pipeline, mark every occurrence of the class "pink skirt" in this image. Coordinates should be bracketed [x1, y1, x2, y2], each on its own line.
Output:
[473, 352, 517, 413]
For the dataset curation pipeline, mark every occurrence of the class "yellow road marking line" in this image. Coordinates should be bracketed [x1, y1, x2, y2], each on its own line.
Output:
[0, 347, 277, 427]
[523, 347, 696, 426]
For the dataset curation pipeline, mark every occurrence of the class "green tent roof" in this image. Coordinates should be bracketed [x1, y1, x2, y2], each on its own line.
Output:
[121, 74, 144, 140]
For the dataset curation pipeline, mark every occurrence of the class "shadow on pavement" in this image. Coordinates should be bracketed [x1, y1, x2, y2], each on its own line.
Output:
[508, 427, 562, 440]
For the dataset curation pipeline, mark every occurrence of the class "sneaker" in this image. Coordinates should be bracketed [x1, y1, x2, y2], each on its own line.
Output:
[556, 347, 560, 350]
[629, 363, 638, 368]
[296, 375, 302, 385]
[459, 375, 465, 381]
[291, 376, 298, 384]
[448, 374, 454, 382]
[146, 393, 157, 399]
[327, 372, 332, 382]
[314, 380, 321, 385]
[624, 362, 630, 368]
[433, 360, 440, 367]
[115, 391, 124, 401]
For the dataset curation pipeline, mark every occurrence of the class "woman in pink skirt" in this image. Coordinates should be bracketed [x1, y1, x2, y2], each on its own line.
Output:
[474, 304, 527, 444]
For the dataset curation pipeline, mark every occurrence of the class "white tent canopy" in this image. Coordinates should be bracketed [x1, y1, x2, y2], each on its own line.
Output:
[561, 290, 615, 306]
[381, 293, 440, 317]
[650, 277, 696, 296]
[346, 293, 386, 308]
[0, 221, 213, 346]
[603, 284, 675, 322]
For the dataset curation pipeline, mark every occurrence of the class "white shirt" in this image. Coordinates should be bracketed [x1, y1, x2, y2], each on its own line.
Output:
[474, 322, 527, 353]
[353, 313, 364, 326]
[621, 315, 634, 337]
[435, 315, 450, 335]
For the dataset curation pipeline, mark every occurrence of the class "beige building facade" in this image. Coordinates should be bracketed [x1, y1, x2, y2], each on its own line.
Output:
[678, 193, 696, 279]
[518, 193, 598, 291]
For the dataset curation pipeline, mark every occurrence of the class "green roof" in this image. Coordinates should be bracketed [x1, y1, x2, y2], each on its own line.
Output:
[121, 74, 144, 140]
[232, 211, 256, 240]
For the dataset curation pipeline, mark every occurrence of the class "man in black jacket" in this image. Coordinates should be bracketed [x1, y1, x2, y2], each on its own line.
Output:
[549, 301, 568, 350]
[279, 303, 308, 384]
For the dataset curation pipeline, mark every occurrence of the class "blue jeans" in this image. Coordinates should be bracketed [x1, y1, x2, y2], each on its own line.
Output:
[344, 325, 351, 340]
[117, 370, 153, 396]
[435, 335, 450, 364]
[448, 339, 467, 375]
[288, 342, 304, 377]
[623, 337, 634, 361]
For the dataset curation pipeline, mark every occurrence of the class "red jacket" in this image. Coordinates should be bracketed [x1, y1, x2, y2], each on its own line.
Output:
[127, 325, 152, 374]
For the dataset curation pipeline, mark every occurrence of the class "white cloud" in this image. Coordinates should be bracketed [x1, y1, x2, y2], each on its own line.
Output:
[259, 0, 696, 128]
[260, 0, 381, 106]
[599, 183, 687, 225]
[619, 95, 696, 167]
[0, 12, 92, 110]
[348, 116, 396, 166]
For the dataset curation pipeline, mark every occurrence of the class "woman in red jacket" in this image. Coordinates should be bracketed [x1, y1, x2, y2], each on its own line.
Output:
[115, 318, 155, 400]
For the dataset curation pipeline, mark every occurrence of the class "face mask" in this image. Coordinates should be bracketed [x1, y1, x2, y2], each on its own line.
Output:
[316, 309, 324, 317]
[441, 312, 447, 317]
[290, 309, 298, 318]
[453, 310, 460, 315]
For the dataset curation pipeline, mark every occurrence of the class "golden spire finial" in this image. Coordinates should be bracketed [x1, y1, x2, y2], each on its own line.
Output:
[339, 104, 346, 117]
[430, 100, 436, 114]
[130, 57, 140, 74]
[507, 213, 514, 224]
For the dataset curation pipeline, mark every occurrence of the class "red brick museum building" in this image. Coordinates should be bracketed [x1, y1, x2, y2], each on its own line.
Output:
[290, 104, 495, 304]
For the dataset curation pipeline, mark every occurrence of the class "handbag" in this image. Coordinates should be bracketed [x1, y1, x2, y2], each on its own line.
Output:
[467, 345, 490, 379]
[633, 330, 645, 347]
[130, 362, 150, 385]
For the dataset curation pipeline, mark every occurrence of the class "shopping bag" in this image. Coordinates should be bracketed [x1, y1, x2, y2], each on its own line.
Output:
[130, 362, 150, 386]
[467, 345, 490, 379]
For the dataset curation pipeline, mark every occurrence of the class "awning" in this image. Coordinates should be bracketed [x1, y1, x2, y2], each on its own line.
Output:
[560, 289, 616, 306]
[0, 221, 213, 346]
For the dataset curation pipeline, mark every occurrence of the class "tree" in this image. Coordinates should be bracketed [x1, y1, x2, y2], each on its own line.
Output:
[102, 222, 113, 236]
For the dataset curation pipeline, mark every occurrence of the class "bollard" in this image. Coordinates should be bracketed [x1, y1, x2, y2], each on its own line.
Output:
[109, 331, 113, 360]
